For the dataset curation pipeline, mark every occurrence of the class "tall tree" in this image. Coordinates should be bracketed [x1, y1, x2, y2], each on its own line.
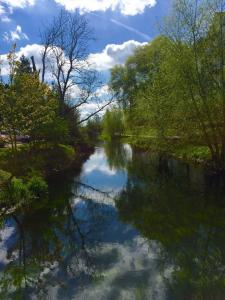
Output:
[40, 10, 114, 125]
[40, 11, 100, 117]
[163, 0, 225, 161]
[17, 55, 32, 75]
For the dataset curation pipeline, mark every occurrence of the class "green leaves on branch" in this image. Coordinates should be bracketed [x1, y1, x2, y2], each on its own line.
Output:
[102, 109, 125, 140]
[0, 170, 48, 208]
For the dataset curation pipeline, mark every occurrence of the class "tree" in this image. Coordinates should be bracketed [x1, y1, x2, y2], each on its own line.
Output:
[84, 115, 102, 143]
[163, 0, 225, 162]
[0, 71, 58, 151]
[102, 108, 125, 140]
[40, 10, 115, 126]
[41, 11, 99, 116]
[110, 37, 178, 139]
[109, 0, 225, 163]
[16, 55, 32, 75]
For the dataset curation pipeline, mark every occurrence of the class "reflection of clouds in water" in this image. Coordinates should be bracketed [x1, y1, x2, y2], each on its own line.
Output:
[68, 145, 169, 299]
[80, 146, 128, 195]
[123, 144, 132, 161]
[42, 237, 168, 300]
[0, 224, 16, 266]
[44, 193, 168, 299]
[82, 148, 117, 176]
[70, 238, 167, 300]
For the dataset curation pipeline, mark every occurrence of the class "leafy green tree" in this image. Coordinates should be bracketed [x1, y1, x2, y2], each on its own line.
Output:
[84, 115, 102, 144]
[163, 0, 225, 162]
[102, 108, 125, 140]
[109, 1, 225, 163]
[0, 72, 58, 150]
[110, 37, 178, 139]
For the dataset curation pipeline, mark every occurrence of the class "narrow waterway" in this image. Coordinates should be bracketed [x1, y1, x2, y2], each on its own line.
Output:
[0, 143, 225, 299]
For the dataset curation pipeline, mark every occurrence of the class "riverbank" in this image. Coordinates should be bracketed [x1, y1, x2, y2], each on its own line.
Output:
[0, 142, 95, 214]
[0, 142, 94, 178]
[115, 135, 224, 172]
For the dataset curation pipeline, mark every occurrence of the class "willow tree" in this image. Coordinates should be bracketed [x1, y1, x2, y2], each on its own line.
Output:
[110, 37, 178, 139]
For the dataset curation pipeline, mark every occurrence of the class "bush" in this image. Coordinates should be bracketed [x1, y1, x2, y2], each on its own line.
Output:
[0, 170, 48, 208]
[27, 175, 48, 199]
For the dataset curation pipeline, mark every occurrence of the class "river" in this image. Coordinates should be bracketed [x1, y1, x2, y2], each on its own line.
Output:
[0, 143, 225, 299]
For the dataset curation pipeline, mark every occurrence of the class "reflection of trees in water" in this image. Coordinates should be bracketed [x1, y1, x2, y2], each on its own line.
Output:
[104, 141, 131, 171]
[116, 150, 225, 300]
[0, 176, 112, 299]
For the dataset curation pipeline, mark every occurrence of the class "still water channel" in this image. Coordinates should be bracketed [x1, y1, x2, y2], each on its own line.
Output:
[0, 143, 225, 299]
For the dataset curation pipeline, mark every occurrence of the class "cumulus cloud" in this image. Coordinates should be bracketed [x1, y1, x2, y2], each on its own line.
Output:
[0, 40, 146, 82]
[0, 43, 43, 76]
[88, 40, 147, 71]
[54, 0, 157, 16]
[3, 25, 29, 42]
[0, 40, 144, 118]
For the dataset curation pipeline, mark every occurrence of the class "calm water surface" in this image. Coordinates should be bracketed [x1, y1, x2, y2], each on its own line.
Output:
[1, 143, 225, 299]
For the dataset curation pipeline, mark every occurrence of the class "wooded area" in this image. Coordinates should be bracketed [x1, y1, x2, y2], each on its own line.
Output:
[103, 0, 225, 165]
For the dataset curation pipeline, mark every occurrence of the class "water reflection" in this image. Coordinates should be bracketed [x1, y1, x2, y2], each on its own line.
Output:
[0, 143, 225, 299]
[116, 149, 225, 300]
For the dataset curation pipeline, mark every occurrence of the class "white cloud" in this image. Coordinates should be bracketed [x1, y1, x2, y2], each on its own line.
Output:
[3, 25, 29, 42]
[0, 0, 35, 21]
[0, 41, 144, 120]
[54, 0, 157, 16]
[0, 0, 35, 9]
[0, 43, 43, 76]
[0, 3, 11, 22]
[82, 148, 117, 176]
[0, 4, 5, 14]
[1, 15, 11, 22]
[96, 84, 110, 97]
[88, 40, 147, 71]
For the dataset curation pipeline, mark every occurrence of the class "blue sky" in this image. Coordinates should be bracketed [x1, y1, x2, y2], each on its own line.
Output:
[0, 0, 172, 117]
[0, 0, 172, 55]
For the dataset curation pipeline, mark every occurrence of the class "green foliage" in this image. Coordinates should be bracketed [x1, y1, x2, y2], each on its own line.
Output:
[173, 145, 211, 161]
[0, 170, 48, 208]
[109, 4, 225, 163]
[0, 72, 58, 150]
[102, 108, 125, 140]
[34, 116, 69, 145]
[16, 55, 32, 74]
[27, 175, 48, 199]
[83, 115, 102, 144]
